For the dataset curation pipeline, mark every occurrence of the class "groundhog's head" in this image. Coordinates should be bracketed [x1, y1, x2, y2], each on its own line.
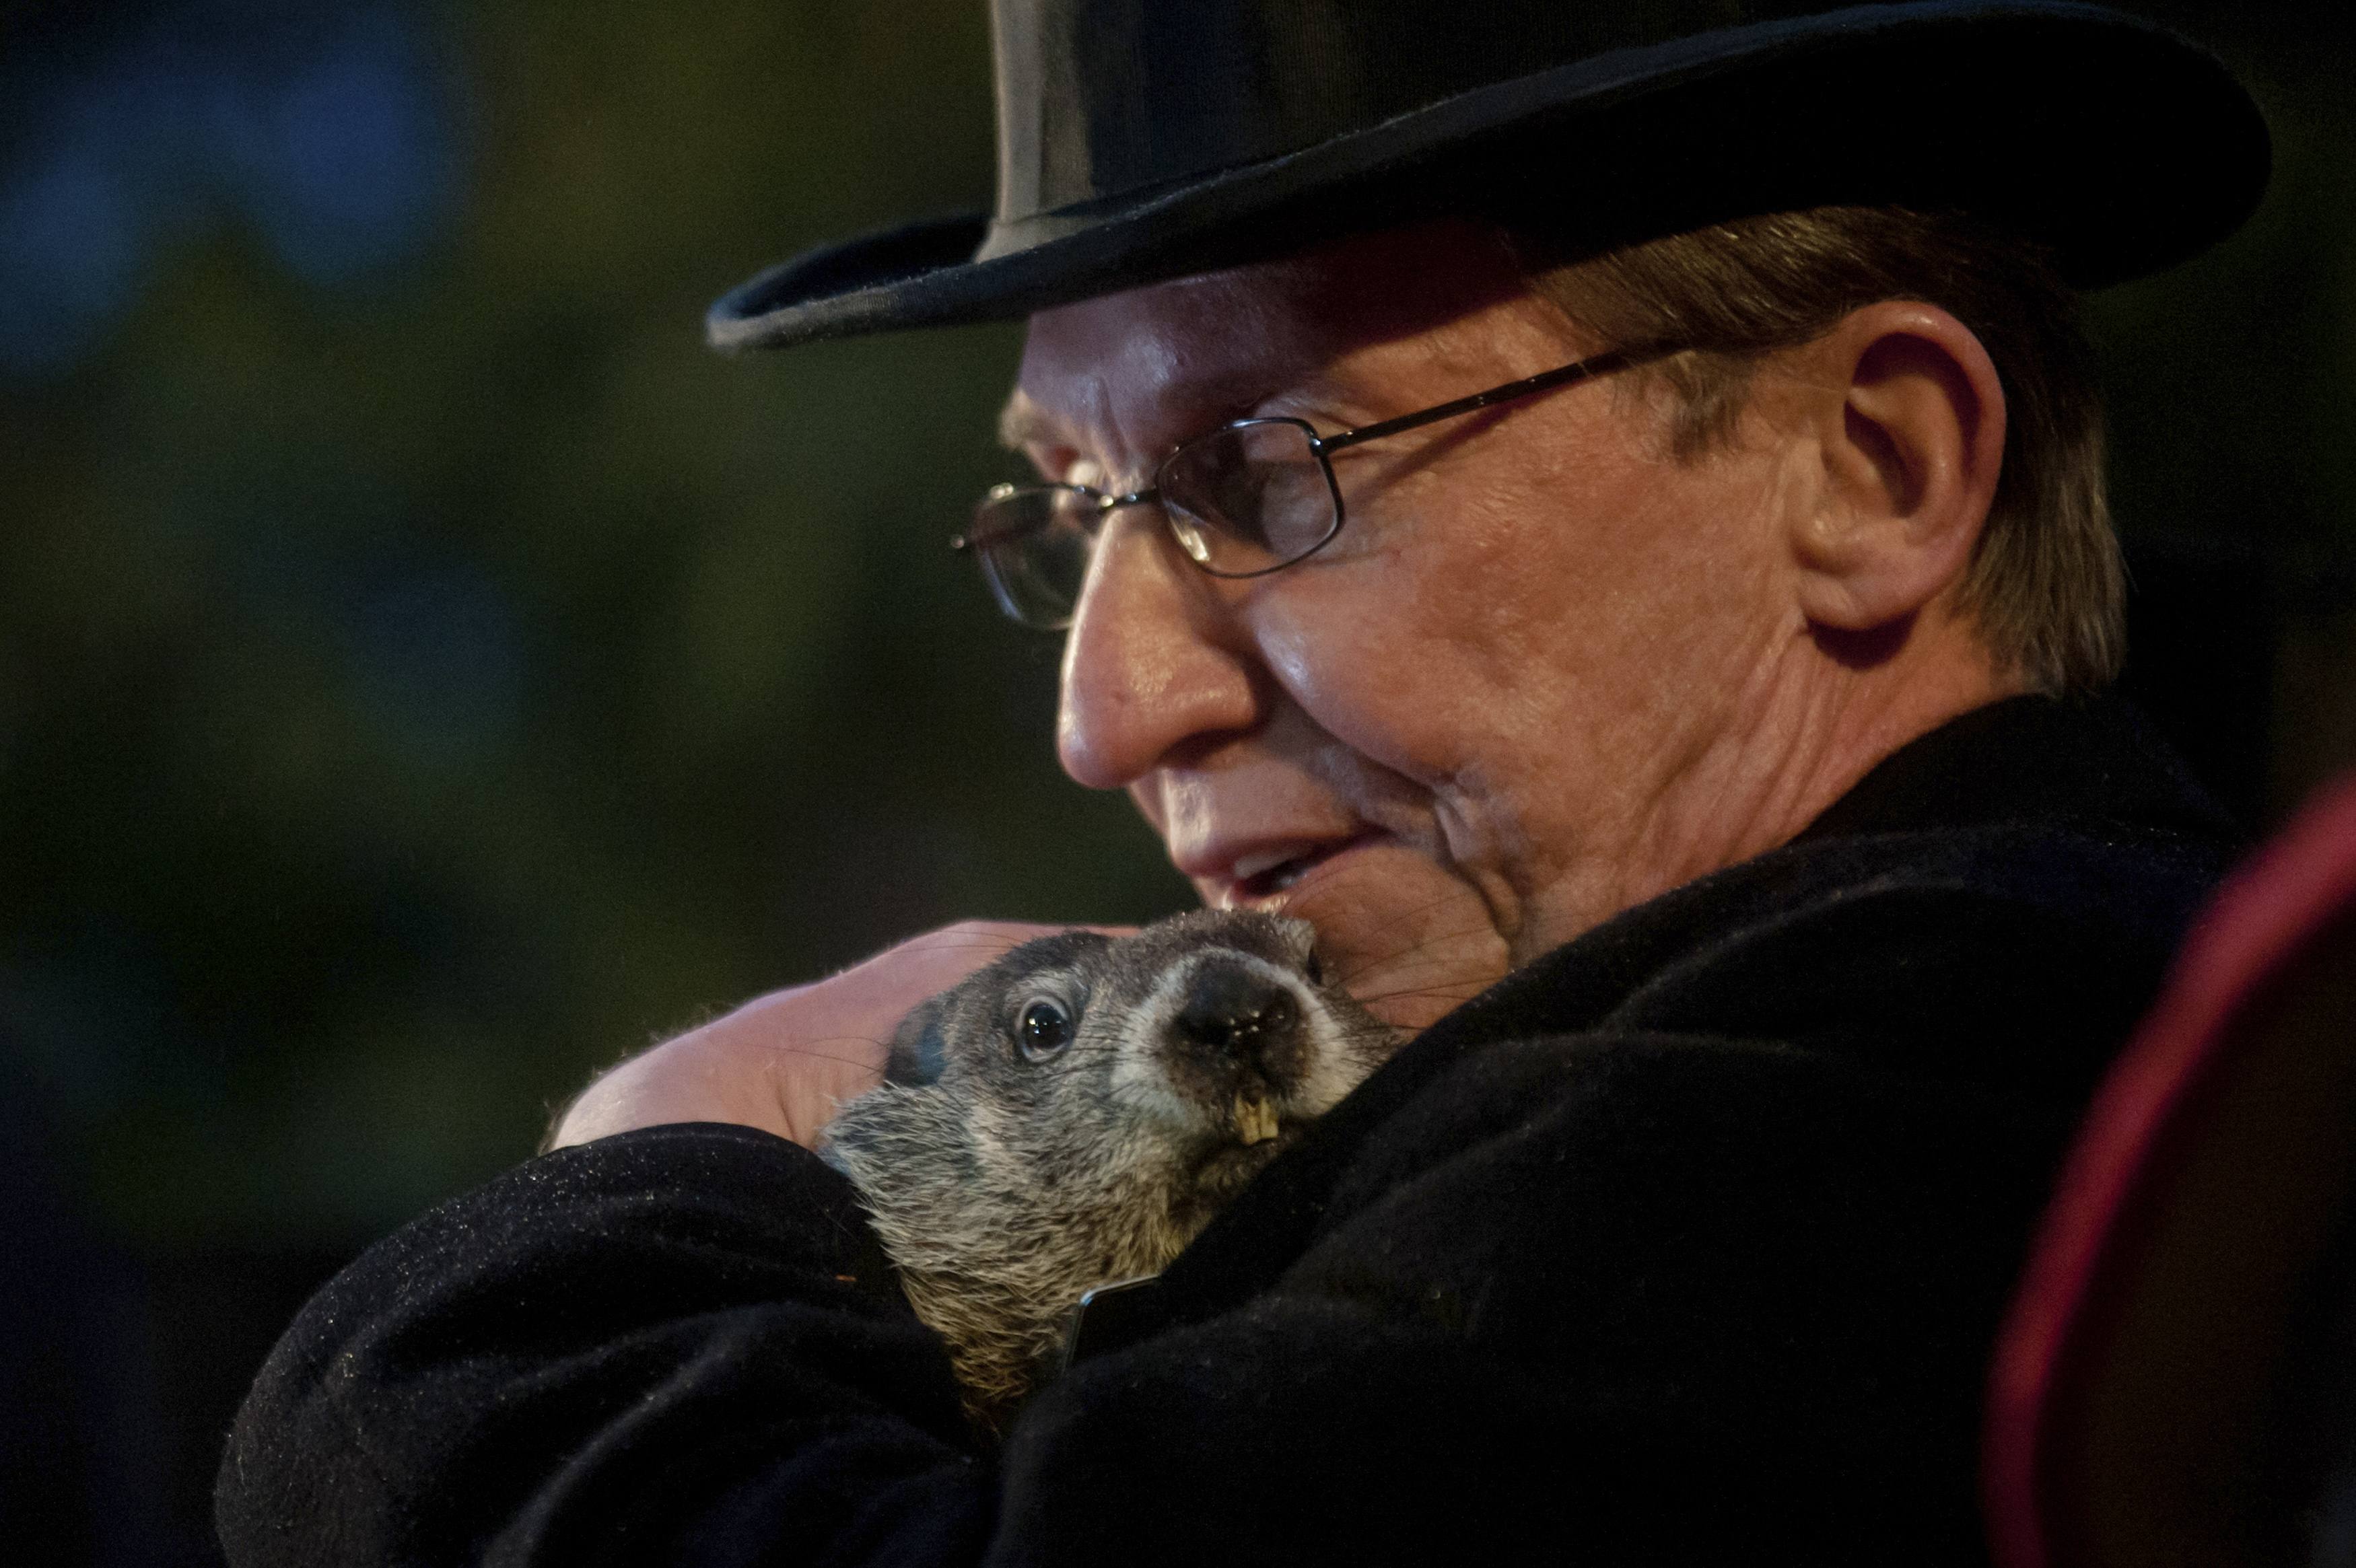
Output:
[819, 908, 1402, 1427]
[827, 908, 1397, 1256]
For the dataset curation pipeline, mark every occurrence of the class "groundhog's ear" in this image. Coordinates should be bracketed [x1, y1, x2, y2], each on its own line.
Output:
[883, 997, 950, 1087]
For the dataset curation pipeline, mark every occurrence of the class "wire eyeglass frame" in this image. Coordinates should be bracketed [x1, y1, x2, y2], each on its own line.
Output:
[952, 342, 1675, 630]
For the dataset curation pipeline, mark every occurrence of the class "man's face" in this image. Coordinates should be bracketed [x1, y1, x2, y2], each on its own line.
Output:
[1008, 223, 1810, 1029]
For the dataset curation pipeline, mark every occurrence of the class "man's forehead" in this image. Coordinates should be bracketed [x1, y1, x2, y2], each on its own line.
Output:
[1007, 269, 1325, 452]
[999, 351, 1320, 456]
[1005, 220, 1533, 454]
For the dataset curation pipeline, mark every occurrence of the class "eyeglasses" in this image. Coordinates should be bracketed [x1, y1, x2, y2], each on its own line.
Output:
[952, 343, 1675, 630]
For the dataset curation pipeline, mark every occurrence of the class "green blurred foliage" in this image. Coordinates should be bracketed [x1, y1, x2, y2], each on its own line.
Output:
[0, 0, 2351, 1249]
[0, 0, 1185, 1246]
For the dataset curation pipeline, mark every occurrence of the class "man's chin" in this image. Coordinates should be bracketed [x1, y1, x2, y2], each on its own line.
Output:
[1247, 842, 1511, 1033]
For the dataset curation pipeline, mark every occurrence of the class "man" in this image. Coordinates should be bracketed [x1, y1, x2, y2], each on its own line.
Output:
[217, 3, 2268, 1563]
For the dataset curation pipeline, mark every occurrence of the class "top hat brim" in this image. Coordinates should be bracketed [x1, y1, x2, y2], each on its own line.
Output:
[707, 1, 2268, 353]
[1983, 774, 2356, 1568]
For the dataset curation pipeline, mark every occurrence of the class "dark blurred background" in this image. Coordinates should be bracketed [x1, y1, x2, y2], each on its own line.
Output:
[0, 1, 2349, 1561]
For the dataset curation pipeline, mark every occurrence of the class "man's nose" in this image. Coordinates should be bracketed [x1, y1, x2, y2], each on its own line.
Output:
[1055, 510, 1262, 789]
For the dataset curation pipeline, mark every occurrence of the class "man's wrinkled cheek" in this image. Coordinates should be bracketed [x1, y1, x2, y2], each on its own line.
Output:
[1253, 611, 1323, 704]
[1251, 603, 1426, 775]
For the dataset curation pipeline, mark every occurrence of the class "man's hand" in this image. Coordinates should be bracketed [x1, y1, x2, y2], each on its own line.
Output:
[548, 921, 1132, 1151]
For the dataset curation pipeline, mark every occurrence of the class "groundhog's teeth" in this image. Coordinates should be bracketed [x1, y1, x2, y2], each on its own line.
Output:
[1234, 1093, 1280, 1145]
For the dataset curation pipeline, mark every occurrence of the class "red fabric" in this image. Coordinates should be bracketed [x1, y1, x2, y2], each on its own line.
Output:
[1983, 772, 2356, 1568]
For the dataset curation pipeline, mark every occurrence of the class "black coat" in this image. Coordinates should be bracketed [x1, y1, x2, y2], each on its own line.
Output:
[215, 696, 2240, 1566]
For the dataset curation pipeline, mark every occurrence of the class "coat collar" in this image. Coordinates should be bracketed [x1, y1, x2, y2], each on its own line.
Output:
[1080, 694, 2238, 1351]
[1793, 693, 2236, 847]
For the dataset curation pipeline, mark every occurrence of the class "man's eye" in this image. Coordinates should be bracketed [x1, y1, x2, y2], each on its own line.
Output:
[1015, 998, 1074, 1062]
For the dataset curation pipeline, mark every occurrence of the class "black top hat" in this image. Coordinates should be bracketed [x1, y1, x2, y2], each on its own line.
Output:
[707, 0, 2268, 353]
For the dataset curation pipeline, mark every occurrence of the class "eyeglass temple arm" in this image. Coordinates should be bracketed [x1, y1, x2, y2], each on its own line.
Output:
[1315, 345, 1668, 454]
[951, 343, 1674, 548]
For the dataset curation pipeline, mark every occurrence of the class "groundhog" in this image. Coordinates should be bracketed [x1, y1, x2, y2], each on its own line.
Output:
[821, 908, 1402, 1431]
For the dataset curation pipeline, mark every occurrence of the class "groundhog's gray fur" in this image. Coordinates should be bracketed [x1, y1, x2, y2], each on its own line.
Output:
[821, 909, 1401, 1430]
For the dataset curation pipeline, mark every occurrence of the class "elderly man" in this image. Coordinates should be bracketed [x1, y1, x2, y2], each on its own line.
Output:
[219, 3, 2268, 1564]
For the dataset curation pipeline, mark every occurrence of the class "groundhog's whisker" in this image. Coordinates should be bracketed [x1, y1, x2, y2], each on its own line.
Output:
[1351, 984, 1492, 1009]
[1329, 912, 1515, 990]
[1320, 890, 1506, 951]
[773, 1050, 889, 1073]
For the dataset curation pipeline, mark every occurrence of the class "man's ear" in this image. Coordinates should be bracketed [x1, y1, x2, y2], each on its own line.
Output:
[1784, 301, 2007, 633]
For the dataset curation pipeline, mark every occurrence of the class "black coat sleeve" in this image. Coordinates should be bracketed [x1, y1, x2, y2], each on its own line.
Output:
[215, 1124, 992, 1567]
[218, 1028, 2050, 1568]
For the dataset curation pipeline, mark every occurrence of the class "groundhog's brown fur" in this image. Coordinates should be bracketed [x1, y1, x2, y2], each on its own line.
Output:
[821, 909, 1400, 1431]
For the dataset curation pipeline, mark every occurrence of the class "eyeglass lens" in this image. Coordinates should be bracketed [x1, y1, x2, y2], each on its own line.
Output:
[1154, 418, 1340, 577]
[971, 418, 1344, 630]
[971, 487, 1099, 629]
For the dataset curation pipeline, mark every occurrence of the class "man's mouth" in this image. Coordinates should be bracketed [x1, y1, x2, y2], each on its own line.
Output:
[1229, 847, 1321, 898]
[1224, 834, 1373, 903]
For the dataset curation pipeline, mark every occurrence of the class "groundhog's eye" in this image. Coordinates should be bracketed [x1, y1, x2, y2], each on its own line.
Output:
[1015, 998, 1074, 1062]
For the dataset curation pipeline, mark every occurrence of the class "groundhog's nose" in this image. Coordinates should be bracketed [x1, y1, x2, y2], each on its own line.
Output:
[1174, 959, 1301, 1062]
